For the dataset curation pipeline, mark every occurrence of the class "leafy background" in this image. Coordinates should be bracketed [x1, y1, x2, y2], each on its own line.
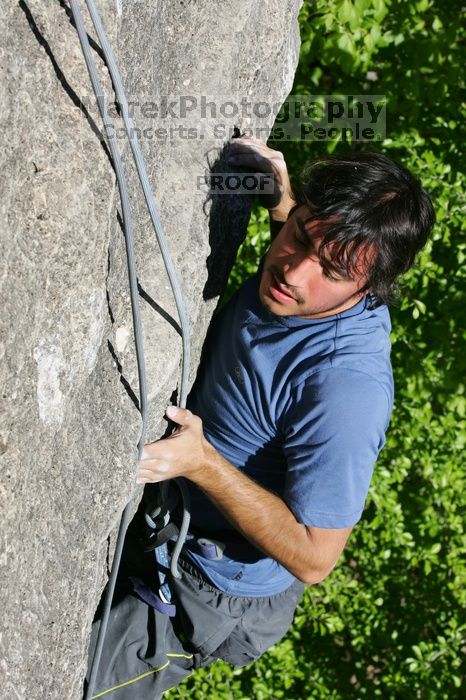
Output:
[167, 1, 466, 697]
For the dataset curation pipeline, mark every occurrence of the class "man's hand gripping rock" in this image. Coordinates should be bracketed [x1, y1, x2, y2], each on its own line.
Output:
[227, 136, 296, 221]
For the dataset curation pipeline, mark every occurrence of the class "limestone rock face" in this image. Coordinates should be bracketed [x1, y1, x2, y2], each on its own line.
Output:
[0, 1, 301, 697]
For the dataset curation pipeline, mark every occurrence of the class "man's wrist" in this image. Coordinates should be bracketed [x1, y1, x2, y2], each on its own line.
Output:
[189, 437, 225, 486]
[269, 196, 296, 222]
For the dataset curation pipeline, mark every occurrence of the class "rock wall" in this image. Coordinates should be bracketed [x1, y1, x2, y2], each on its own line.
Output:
[0, 1, 302, 697]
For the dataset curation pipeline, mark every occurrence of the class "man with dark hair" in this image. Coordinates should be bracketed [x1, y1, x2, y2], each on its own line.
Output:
[87, 138, 435, 698]
[294, 151, 434, 305]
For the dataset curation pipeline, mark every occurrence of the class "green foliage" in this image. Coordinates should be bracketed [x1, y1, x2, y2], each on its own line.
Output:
[221, 207, 271, 305]
[167, 1, 466, 697]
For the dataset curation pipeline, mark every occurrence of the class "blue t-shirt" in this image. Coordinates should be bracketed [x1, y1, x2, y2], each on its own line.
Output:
[183, 268, 394, 596]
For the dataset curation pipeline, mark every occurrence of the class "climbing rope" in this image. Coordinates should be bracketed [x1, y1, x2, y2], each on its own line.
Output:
[68, 2, 191, 698]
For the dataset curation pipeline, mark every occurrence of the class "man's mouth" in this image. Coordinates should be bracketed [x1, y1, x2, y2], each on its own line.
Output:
[268, 271, 298, 304]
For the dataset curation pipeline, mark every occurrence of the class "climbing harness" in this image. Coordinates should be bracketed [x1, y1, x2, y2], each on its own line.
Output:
[141, 478, 193, 615]
[68, 2, 191, 698]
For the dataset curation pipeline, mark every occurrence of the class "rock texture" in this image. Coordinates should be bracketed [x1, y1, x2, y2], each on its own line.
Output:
[0, 1, 302, 697]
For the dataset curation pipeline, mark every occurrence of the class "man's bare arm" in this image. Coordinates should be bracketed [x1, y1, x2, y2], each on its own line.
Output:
[137, 406, 353, 584]
[186, 444, 352, 584]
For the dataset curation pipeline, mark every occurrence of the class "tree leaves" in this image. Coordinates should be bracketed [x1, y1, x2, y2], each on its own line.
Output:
[167, 1, 465, 697]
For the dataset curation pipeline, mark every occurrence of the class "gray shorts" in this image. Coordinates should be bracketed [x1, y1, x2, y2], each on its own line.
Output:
[84, 521, 304, 699]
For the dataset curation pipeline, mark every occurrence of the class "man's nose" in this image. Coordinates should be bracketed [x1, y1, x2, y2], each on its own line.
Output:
[282, 252, 317, 286]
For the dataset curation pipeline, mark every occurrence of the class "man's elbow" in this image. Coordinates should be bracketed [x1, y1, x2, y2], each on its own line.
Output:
[295, 524, 352, 584]
[294, 565, 333, 585]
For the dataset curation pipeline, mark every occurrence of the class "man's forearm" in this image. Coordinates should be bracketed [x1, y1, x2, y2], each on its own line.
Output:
[137, 407, 351, 584]
[189, 443, 336, 584]
[269, 215, 285, 241]
[269, 200, 297, 240]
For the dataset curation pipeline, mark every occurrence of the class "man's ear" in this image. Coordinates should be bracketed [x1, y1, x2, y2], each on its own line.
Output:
[354, 288, 371, 302]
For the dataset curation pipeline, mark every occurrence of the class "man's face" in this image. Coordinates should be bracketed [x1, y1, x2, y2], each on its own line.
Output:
[259, 206, 369, 319]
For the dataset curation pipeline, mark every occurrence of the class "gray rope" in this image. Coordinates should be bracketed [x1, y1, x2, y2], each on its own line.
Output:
[68, 4, 147, 699]
[85, 0, 192, 581]
[83, 0, 192, 581]
[172, 477, 194, 571]
[84, 0, 191, 404]
[68, 1, 192, 698]
[68, 3, 150, 699]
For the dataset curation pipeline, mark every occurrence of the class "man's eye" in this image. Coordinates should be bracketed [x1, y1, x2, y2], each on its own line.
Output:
[322, 268, 342, 282]
[322, 267, 353, 282]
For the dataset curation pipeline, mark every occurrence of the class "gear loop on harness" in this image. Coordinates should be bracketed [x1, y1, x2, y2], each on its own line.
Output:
[143, 522, 180, 553]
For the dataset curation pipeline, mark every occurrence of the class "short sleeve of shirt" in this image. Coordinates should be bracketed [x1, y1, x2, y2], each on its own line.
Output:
[282, 368, 392, 529]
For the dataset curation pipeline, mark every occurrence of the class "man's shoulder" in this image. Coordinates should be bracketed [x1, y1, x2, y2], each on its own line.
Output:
[285, 303, 394, 415]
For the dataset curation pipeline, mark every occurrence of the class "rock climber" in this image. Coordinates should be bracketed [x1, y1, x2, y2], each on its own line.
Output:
[85, 136, 435, 699]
